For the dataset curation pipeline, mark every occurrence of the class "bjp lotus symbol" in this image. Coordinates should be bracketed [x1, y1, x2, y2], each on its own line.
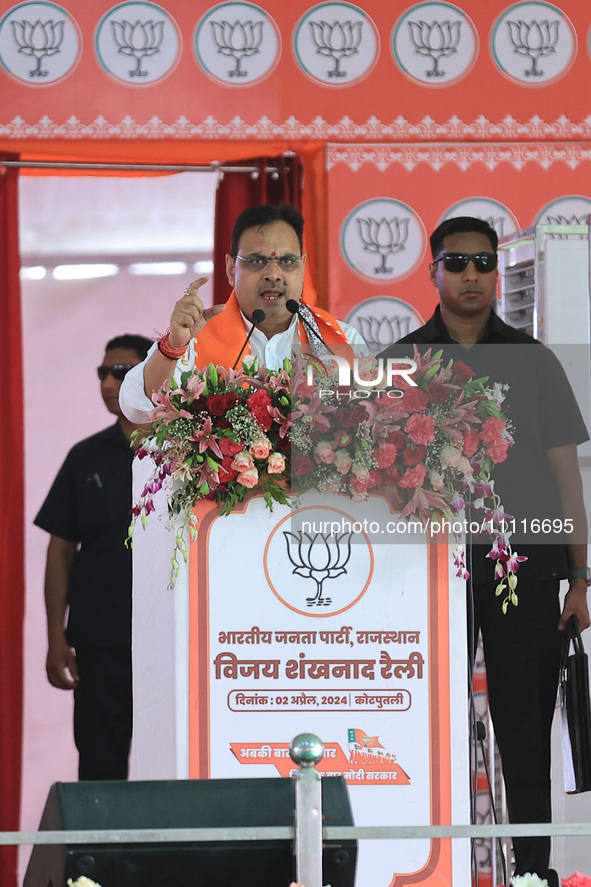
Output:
[308, 19, 363, 78]
[357, 216, 410, 275]
[283, 530, 353, 607]
[211, 19, 264, 77]
[407, 19, 461, 78]
[11, 18, 64, 77]
[506, 18, 560, 77]
[111, 19, 165, 77]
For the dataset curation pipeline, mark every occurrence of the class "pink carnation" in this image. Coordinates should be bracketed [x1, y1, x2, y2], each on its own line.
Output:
[399, 463, 427, 488]
[405, 413, 437, 445]
[486, 439, 510, 462]
[480, 417, 506, 444]
[374, 443, 398, 468]
[562, 873, 591, 887]
[402, 387, 429, 412]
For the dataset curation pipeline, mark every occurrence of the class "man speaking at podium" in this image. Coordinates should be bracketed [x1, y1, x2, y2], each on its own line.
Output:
[120, 203, 365, 422]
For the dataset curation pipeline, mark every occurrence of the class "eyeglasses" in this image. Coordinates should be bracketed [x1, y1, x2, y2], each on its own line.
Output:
[433, 252, 498, 273]
[236, 254, 303, 273]
[97, 364, 134, 382]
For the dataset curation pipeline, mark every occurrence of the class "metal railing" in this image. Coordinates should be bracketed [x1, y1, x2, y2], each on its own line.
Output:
[4, 734, 591, 887]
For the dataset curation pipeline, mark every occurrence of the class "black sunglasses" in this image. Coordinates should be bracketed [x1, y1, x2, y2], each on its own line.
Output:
[97, 363, 133, 382]
[433, 252, 498, 273]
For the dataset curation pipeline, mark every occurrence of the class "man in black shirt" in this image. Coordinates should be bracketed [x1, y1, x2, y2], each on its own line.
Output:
[35, 333, 152, 780]
[380, 217, 590, 885]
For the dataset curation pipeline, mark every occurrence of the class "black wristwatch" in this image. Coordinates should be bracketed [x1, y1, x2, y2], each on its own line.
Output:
[568, 567, 591, 584]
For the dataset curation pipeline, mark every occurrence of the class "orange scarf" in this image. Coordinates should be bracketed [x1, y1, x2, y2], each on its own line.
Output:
[181, 290, 355, 371]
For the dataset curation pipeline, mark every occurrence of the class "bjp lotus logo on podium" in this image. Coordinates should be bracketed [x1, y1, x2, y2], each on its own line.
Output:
[283, 528, 354, 607]
[264, 504, 373, 617]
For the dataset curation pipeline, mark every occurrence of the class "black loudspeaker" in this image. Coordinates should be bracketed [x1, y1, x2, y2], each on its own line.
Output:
[24, 777, 357, 887]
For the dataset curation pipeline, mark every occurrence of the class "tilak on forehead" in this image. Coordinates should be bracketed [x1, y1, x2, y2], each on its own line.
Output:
[270, 251, 277, 256]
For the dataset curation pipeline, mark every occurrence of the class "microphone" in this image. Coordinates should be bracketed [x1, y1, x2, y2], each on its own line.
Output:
[286, 299, 334, 354]
[232, 309, 265, 370]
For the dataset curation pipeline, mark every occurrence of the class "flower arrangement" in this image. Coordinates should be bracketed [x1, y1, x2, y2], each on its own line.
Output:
[290, 346, 525, 612]
[130, 348, 526, 607]
[130, 360, 292, 583]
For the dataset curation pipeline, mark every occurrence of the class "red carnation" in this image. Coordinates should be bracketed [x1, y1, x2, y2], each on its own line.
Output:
[374, 443, 398, 468]
[247, 389, 272, 409]
[405, 413, 437, 446]
[399, 463, 427, 488]
[252, 408, 273, 431]
[480, 417, 506, 445]
[462, 428, 480, 457]
[402, 387, 429, 412]
[486, 439, 510, 463]
[219, 438, 243, 456]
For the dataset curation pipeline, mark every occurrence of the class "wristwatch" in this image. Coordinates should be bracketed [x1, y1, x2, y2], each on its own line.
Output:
[568, 567, 591, 584]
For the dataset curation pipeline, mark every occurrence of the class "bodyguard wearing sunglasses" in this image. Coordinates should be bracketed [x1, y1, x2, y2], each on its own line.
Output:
[34, 333, 152, 780]
[381, 217, 590, 886]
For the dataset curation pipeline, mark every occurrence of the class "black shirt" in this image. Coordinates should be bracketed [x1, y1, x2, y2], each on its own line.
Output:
[380, 307, 589, 582]
[34, 422, 134, 647]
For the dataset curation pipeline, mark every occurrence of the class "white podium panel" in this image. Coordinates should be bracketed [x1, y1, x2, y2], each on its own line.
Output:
[132, 487, 470, 887]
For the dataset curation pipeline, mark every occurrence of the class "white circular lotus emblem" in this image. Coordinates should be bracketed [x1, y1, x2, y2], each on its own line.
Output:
[345, 297, 424, 356]
[534, 196, 591, 227]
[293, 1, 380, 87]
[490, 1, 577, 86]
[264, 506, 373, 617]
[95, 1, 181, 86]
[391, 1, 478, 87]
[194, 2, 280, 86]
[438, 198, 520, 241]
[340, 199, 426, 283]
[0, 1, 82, 85]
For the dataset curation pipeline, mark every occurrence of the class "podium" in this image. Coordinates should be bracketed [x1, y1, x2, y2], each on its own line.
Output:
[131, 477, 471, 887]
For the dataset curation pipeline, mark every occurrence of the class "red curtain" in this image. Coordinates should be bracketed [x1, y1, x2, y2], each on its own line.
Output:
[0, 156, 24, 887]
[212, 153, 304, 304]
[0, 139, 329, 308]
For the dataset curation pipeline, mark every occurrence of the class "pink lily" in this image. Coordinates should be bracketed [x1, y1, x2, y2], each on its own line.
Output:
[189, 416, 223, 458]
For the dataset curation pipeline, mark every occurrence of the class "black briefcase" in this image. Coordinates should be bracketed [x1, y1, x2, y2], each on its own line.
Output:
[560, 614, 591, 793]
